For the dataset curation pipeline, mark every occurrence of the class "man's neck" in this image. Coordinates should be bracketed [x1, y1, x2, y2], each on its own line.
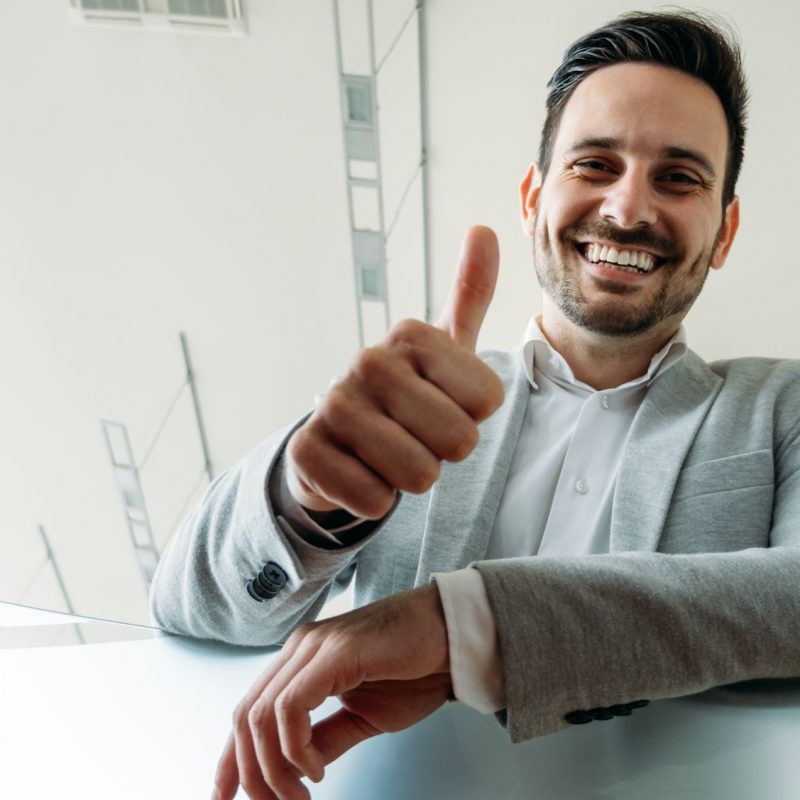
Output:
[538, 302, 682, 390]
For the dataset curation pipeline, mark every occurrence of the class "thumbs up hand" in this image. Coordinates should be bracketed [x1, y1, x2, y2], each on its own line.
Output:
[286, 226, 505, 519]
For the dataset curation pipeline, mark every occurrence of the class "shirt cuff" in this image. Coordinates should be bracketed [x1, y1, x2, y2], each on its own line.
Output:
[433, 568, 505, 714]
[268, 455, 379, 549]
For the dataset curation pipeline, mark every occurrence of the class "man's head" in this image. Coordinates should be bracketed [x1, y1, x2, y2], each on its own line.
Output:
[539, 11, 748, 208]
[521, 11, 746, 341]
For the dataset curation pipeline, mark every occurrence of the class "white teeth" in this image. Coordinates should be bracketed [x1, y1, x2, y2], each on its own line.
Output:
[583, 243, 657, 273]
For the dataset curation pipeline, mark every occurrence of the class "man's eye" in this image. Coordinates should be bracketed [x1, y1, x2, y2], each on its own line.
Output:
[660, 172, 701, 187]
[575, 160, 609, 172]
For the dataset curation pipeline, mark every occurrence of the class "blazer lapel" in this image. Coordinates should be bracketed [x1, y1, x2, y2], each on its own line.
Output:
[414, 352, 529, 585]
[610, 350, 723, 552]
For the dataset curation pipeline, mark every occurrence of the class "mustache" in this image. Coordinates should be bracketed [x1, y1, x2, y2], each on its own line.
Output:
[561, 221, 681, 260]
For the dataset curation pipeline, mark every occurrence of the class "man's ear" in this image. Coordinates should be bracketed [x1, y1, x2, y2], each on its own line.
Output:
[710, 196, 740, 270]
[519, 163, 543, 236]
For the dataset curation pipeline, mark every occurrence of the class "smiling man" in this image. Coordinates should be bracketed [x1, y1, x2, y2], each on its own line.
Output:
[149, 11, 800, 800]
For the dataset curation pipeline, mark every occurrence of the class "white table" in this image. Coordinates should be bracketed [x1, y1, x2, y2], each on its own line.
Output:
[2, 601, 800, 799]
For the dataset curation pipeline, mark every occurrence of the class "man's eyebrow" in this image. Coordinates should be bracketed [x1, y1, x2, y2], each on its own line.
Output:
[661, 146, 716, 179]
[564, 139, 717, 179]
[564, 137, 621, 156]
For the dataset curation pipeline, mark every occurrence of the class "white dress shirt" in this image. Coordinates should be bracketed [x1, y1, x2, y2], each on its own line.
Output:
[434, 317, 687, 712]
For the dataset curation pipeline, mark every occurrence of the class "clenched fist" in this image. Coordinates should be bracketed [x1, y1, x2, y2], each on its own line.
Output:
[286, 226, 505, 519]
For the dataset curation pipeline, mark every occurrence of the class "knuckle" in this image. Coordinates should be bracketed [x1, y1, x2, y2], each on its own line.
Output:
[487, 374, 505, 408]
[239, 771, 261, 795]
[232, 700, 249, 729]
[386, 317, 427, 345]
[212, 770, 225, 794]
[402, 460, 441, 494]
[247, 700, 268, 730]
[442, 423, 479, 462]
[286, 622, 314, 649]
[320, 384, 358, 429]
[473, 374, 505, 419]
[294, 621, 317, 640]
[286, 426, 315, 467]
[352, 485, 396, 518]
[352, 346, 388, 381]
[272, 688, 293, 723]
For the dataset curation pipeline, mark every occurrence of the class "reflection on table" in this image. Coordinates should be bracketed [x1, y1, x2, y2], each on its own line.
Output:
[2, 601, 800, 799]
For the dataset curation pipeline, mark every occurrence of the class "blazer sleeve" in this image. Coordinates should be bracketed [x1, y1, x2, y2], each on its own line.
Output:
[476, 548, 800, 743]
[149, 420, 384, 646]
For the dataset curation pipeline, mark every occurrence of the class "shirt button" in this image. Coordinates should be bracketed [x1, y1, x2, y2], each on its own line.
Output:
[601, 395, 610, 409]
[575, 479, 589, 494]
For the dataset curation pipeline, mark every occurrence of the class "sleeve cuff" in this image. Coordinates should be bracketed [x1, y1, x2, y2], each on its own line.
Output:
[268, 455, 382, 549]
[433, 568, 505, 714]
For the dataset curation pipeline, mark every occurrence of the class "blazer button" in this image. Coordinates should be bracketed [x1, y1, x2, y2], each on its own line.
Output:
[608, 704, 633, 716]
[564, 710, 593, 725]
[246, 561, 288, 602]
[589, 707, 614, 721]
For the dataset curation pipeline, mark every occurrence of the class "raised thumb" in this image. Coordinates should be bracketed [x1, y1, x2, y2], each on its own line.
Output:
[436, 225, 499, 351]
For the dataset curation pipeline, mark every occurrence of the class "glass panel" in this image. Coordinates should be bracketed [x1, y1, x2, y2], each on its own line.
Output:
[360, 265, 381, 300]
[347, 85, 371, 124]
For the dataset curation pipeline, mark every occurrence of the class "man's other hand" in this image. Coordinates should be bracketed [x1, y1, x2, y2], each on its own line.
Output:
[286, 225, 505, 518]
[211, 584, 451, 800]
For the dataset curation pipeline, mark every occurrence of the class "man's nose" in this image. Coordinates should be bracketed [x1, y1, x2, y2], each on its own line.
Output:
[598, 169, 658, 229]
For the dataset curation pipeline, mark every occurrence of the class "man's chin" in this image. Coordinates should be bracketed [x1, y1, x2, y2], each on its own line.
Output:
[560, 298, 659, 338]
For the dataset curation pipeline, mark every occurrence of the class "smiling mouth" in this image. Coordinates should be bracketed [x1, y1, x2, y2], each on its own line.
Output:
[580, 243, 665, 274]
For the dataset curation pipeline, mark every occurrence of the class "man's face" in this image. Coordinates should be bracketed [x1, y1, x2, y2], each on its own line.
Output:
[521, 62, 740, 338]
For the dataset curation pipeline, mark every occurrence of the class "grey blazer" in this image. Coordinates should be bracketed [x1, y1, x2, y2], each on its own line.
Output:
[150, 348, 800, 743]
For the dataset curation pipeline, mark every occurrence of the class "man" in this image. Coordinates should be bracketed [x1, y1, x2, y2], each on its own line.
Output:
[150, 11, 800, 800]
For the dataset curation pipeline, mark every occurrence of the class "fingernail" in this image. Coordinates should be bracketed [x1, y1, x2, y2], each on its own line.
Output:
[209, 790, 219, 800]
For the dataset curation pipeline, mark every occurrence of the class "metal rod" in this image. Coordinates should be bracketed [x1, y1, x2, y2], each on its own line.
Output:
[17, 556, 51, 605]
[366, 0, 391, 332]
[37, 525, 75, 615]
[385, 161, 422, 240]
[121, 424, 160, 558]
[138, 377, 188, 472]
[37, 525, 85, 644]
[417, 0, 433, 322]
[180, 332, 214, 483]
[332, 0, 366, 349]
[375, 2, 418, 73]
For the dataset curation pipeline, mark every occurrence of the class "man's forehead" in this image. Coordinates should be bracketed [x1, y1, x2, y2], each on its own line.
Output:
[553, 62, 729, 169]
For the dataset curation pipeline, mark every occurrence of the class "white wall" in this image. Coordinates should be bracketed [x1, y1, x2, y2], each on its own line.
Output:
[0, 0, 418, 622]
[2, 0, 797, 624]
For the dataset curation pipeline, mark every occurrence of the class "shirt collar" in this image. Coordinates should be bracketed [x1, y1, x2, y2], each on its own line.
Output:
[519, 316, 687, 393]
